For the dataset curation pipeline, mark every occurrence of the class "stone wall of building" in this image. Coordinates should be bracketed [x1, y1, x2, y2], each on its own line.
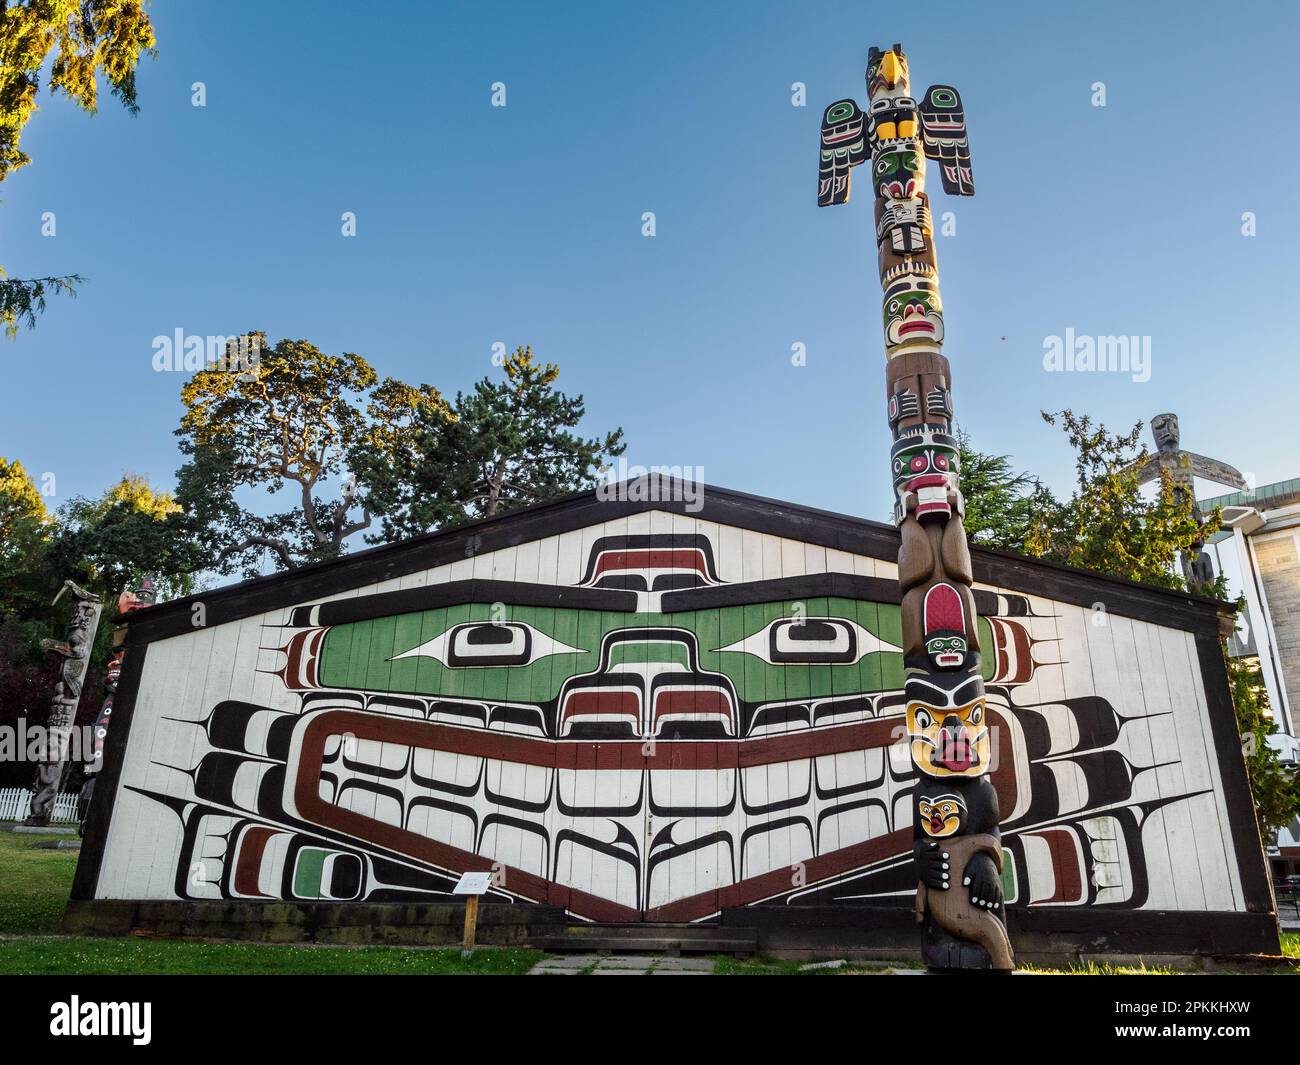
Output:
[1255, 530, 1300, 723]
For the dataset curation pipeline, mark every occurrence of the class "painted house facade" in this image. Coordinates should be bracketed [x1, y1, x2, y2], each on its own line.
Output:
[70, 485, 1278, 956]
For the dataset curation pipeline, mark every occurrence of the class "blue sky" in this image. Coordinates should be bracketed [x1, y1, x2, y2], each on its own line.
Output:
[4, 0, 1298, 532]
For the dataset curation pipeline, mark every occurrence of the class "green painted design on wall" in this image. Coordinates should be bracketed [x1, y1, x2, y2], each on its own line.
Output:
[292, 847, 328, 898]
[1000, 850, 1017, 904]
[313, 597, 994, 701]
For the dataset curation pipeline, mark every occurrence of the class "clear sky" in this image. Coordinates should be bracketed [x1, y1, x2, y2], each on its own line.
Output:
[4, 0, 1298, 533]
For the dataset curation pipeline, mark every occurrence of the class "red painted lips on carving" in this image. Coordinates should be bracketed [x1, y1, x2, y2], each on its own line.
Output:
[898, 320, 935, 335]
[934, 727, 976, 772]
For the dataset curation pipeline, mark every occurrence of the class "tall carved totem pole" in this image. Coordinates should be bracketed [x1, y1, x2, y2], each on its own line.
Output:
[23, 581, 102, 827]
[1132, 413, 1247, 592]
[818, 44, 1013, 970]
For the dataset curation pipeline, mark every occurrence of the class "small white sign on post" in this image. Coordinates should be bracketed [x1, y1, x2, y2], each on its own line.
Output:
[454, 871, 493, 956]
[453, 871, 494, 896]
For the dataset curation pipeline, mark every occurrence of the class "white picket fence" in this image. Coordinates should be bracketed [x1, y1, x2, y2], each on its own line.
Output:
[0, 787, 79, 823]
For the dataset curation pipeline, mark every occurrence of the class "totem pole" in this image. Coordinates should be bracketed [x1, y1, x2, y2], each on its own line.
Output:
[23, 581, 102, 827]
[819, 44, 1013, 970]
[78, 578, 156, 835]
[1131, 413, 1247, 591]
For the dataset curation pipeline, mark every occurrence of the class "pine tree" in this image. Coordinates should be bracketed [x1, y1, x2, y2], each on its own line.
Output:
[955, 428, 1050, 552]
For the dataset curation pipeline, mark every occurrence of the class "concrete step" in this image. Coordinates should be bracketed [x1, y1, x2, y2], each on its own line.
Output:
[529, 923, 758, 956]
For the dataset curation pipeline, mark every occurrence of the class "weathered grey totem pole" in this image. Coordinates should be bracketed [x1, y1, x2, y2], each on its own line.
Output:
[77, 579, 156, 835]
[23, 581, 102, 827]
[1131, 413, 1247, 592]
[819, 44, 1013, 970]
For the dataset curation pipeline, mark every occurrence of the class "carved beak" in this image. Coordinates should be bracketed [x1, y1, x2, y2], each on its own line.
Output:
[881, 51, 903, 87]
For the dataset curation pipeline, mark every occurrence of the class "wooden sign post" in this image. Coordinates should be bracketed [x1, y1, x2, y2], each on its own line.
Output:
[453, 871, 494, 956]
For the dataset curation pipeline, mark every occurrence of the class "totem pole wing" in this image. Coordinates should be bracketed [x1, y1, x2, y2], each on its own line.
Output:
[919, 84, 974, 196]
[1122, 454, 1163, 486]
[818, 98, 868, 206]
[1186, 452, 1249, 491]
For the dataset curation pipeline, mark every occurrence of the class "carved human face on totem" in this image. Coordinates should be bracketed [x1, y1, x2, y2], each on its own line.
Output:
[922, 583, 970, 670]
[1151, 413, 1180, 453]
[872, 145, 926, 199]
[925, 633, 968, 669]
[905, 672, 990, 778]
[918, 792, 966, 838]
[119, 579, 156, 615]
[882, 276, 943, 353]
[891, 430, 960, 522]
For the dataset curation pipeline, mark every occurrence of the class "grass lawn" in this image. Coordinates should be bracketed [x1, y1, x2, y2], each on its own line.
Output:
[0, 828, 539, 975]
[2, 827, 1296, 975]
[0, 828, 82, 936]
[0, 936, 542, 975]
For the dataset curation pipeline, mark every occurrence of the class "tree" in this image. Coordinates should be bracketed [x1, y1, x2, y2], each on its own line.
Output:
[1229, 653, 1300, 840]
[0, 456, 53, 631]
[1024, 410, 1207, 591]
[48, 473, 195, 598]
[1021, 410, 1300, 841]
[0, 619, 58, 786]
[0, 464, 187, 788]
[0, 458, 55, 787]
[0, 0, 156, 333]
[955, 427, 1051, 552]
[353, 345, 626, 540]
[0, 0, 155, 181]
[0, 455, 47, 542]
[0, 270, 82, 338]
[176, 332, 448, 576]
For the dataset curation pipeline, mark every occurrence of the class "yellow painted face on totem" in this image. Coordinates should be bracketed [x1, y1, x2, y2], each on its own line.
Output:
[906, 698, 990, 778]
[918, 794, 965, 838]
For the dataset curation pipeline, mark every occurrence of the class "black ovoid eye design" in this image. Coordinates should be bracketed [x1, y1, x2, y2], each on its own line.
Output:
[446, 622, 532, 667]
[716, 615, 896, 665]
[769, 618, 858, 664]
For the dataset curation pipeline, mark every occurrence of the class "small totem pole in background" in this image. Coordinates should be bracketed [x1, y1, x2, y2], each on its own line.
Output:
[1131, 414, 1247, 592]
[78, 578, 156, 835]
[23, 581, 102, 827]
[819, 44, 1013, 970]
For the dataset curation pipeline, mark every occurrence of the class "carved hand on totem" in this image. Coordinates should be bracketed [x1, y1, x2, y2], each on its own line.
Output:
[963, 852, 1002, 910]
[914, 839, 950, 891]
